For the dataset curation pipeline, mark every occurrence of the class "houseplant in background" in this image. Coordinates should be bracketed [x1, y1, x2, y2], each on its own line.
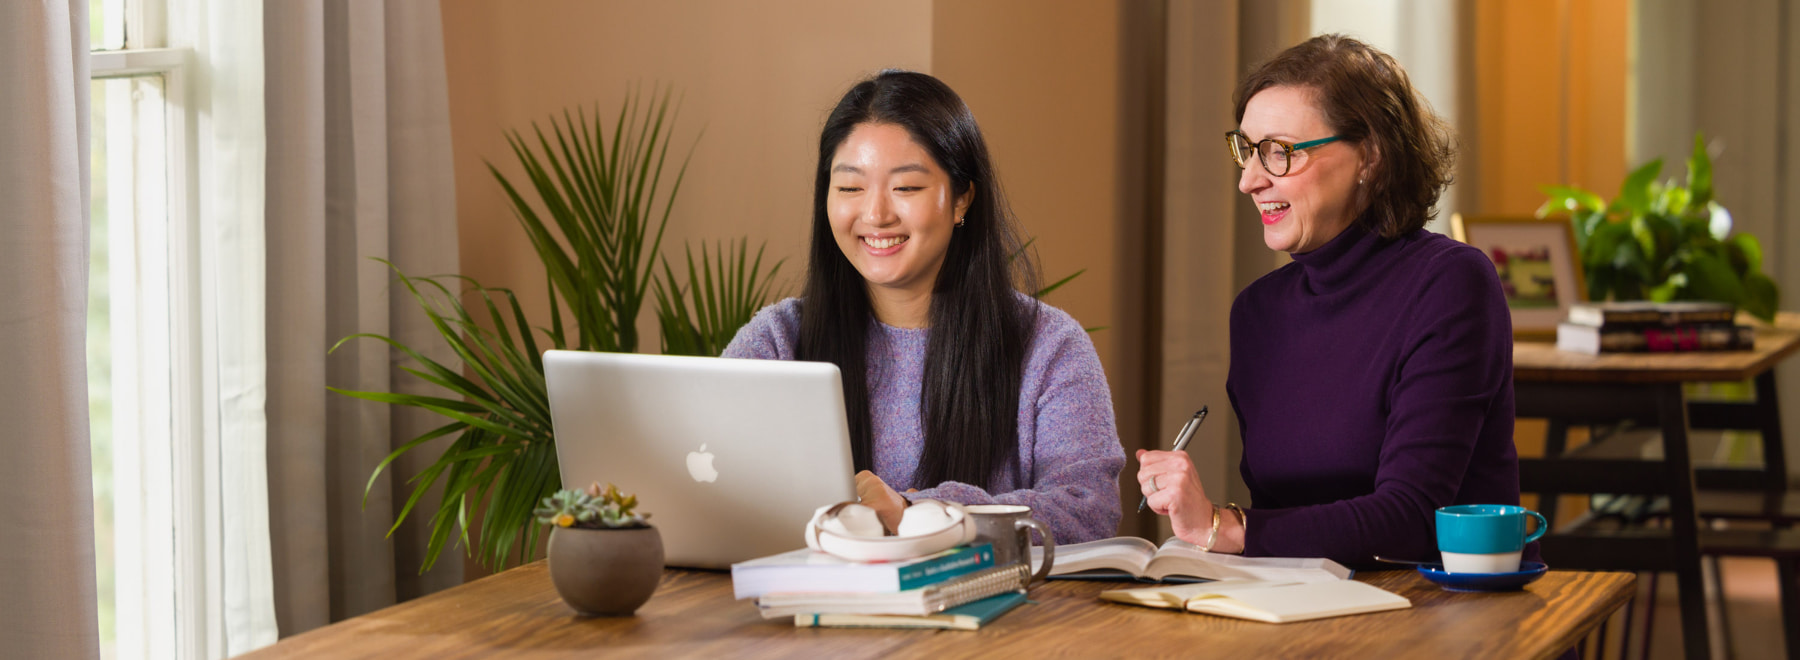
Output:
[329, 87, 785, 574]
[1538, 133, 1779, 321]
[534, 482, 661, 616]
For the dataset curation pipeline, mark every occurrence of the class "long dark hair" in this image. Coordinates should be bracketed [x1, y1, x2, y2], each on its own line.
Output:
[798, 70, 1039, 489]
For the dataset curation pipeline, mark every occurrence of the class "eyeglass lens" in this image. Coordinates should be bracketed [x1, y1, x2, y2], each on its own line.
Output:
[1228, 134, 1295, 176]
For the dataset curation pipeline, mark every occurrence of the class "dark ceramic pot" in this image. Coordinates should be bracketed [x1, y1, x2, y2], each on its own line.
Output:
[547, 525, 664, 616]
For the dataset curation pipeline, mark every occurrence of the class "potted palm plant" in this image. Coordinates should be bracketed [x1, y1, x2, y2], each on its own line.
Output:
[329, 87, 785, 573]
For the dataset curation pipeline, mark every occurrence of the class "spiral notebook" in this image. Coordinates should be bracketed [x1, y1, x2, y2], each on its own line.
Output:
[756, 564, 1030, 618]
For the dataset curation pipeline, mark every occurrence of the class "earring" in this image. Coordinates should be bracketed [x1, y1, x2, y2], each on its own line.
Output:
[955, 216, 966, 228]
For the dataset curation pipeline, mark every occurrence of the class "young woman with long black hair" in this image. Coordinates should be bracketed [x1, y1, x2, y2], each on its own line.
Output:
[722, 70, 1123, 544]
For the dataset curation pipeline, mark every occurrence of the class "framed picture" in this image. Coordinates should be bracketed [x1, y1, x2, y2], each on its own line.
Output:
[1449, 214, 1586, 339]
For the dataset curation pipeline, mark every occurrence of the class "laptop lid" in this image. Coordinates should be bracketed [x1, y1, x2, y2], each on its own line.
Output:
[545, 350, 857, 569]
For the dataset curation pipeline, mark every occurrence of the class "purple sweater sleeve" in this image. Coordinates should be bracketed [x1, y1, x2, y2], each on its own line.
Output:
[1243, 249, 1514, 562]
[908, 307, 1126, 544]
[720, 299, 802, 361]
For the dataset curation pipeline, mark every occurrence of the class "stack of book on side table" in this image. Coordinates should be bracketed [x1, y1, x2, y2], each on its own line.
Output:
[1555, 301, 1754, 355]
[730, 543, 1032, 630]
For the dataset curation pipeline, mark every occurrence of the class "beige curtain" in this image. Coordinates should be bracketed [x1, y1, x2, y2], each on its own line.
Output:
[0, 1, 101, 658]
[264, 0, 462, 637]
[1149, 0, 1279, 540]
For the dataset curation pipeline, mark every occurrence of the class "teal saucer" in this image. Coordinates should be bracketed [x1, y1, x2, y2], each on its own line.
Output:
[1417, 561, 1548, 592]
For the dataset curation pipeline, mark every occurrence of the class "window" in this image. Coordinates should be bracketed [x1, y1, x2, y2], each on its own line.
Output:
[89, 0, 196, 658]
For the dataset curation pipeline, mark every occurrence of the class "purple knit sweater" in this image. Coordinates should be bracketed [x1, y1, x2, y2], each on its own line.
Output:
[1228, 225, 1527, 566]
[722, 295, 1125, 543]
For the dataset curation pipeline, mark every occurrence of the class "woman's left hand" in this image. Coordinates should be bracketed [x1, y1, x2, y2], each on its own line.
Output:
[1136, 449, 1234, 550]
[854, 470, 908, 534]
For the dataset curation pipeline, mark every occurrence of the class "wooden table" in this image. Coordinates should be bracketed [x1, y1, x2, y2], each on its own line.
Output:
[241, 563, 1635, 659]
[1513, 312, 1800, 659]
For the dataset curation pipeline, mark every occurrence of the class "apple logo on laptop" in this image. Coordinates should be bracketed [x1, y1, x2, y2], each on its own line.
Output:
[686, 444, 719, 483]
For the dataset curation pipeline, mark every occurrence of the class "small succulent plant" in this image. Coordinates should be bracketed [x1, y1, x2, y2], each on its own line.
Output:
[534, 482, 650, 529]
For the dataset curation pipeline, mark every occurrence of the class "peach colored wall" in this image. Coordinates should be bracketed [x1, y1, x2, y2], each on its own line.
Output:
[441, 0, 932, 345]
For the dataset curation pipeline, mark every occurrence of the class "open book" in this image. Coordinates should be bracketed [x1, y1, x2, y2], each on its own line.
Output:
[1100, 579, 1410, 623]
[1032, 537, 1351, 583]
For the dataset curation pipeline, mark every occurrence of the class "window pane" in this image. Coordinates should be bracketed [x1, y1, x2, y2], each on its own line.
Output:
[87, 77, 116, 660]
[92, 72, 173, 660]
[90, 0, 126, 51]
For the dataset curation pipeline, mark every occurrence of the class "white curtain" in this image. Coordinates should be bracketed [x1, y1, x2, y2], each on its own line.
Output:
[264, 0, 462, 637]
[0, 2, 101, 659]
[173, 0, 279, 653]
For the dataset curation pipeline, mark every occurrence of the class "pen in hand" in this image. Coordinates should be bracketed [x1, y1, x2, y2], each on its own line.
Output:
[1137, 406, 1209, 514]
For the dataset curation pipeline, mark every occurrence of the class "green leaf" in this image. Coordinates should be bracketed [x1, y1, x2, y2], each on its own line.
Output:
[1035, 268, 1086, 299]
[1612, 236, 1654, 285]
[1537, 185, 1606, 215]
[1743, 272, 1780, 322]
[1584, 221, 1631, 269]
[1688, 132, 1713, 207]
[1612, 159, 1663, 215]
[654, 238, 787, 357]
[1647, 279, 1680, 303]
[1659, 185, 1691, 218]
[1728, 232, 1764, 276]
[1586, 266, 1614, 302]
[1680, 251, 1748, 305]
[1568, 210, 1606, 252]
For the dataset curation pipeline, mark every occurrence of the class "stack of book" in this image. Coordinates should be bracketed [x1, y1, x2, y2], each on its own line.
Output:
[1555, 301, 1754, 355]
[730, 543, 1031, 630]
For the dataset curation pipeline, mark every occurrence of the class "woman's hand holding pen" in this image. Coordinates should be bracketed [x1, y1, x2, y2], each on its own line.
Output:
[1136, 449, 1245, 554]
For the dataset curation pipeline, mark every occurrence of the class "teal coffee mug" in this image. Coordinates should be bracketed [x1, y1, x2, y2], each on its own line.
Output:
[1435, 504, 1547, 574]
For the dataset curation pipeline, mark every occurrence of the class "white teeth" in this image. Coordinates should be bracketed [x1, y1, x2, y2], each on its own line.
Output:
[864, 236, 908, 249]
[1259, 202, 1290, 213]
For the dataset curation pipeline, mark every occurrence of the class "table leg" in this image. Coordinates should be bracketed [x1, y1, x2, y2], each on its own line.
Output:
[1542, 418, 1570, 527]
[1779, 558, 1800, 660]
[1755, 371, 1788, 494]
[1656, 382, 1711, 660]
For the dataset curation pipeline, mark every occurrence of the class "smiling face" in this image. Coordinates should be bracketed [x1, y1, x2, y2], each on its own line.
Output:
[828, 122, 973, 321]
[1237, 85, 1371, 254]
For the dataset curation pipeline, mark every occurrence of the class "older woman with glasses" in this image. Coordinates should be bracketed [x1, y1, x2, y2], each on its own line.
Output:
[1135, 35, 1530, 567]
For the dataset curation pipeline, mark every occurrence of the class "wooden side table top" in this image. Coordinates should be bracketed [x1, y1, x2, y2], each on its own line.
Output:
[1514, 312, 1800, 383]
[241, 562, 1635, 660]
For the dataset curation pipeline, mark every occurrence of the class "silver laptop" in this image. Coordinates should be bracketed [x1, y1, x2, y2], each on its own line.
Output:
[545, 349, 857, 569]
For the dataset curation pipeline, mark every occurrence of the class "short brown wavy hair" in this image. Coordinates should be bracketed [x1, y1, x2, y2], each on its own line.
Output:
[1233, 34, 1455, 238]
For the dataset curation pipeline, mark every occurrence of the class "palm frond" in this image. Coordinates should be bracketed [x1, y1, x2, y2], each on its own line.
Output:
[654, 239, 786, 356]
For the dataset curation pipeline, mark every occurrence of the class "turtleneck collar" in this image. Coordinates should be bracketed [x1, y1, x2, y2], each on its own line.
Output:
[1286, 224, 1402, 294]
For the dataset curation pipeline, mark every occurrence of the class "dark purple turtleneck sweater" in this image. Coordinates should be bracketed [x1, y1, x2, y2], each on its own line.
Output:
[1227, 225, 1527, 566]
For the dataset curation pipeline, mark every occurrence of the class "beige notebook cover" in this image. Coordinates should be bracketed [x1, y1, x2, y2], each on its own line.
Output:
[1101, 579, 1411, 623]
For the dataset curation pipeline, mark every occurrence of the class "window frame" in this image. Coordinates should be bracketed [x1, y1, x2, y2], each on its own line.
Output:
[89, 0, 208, 657]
